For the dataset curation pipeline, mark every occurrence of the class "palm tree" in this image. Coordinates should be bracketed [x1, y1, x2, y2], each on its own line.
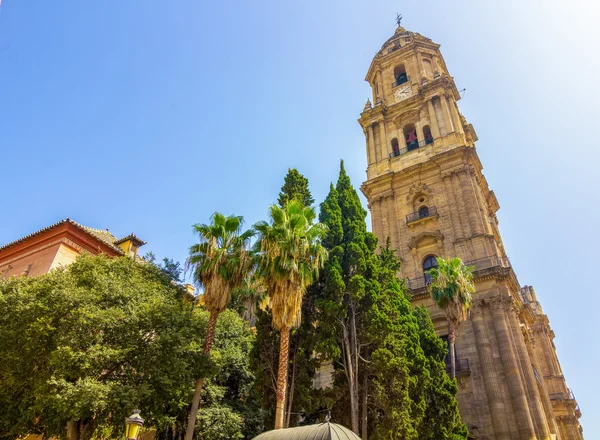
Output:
[184, 213, 254, 440]
[428, 256, 475, 379]
[254, 200, 328, 429]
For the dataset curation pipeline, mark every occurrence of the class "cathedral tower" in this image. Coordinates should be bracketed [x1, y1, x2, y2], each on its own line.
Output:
[359, 22, 583, 440]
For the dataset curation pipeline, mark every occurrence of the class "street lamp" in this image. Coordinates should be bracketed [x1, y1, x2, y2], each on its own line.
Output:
[125, 410, 144, 440]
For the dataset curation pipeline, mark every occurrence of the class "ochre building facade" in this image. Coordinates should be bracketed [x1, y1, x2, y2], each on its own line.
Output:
[359, 25, 583, 440]
[0, 218, 146, 279]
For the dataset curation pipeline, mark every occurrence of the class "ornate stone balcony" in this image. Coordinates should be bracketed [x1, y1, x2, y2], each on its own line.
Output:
[406, 254, 512, 293]
[406, 206, 439, 226]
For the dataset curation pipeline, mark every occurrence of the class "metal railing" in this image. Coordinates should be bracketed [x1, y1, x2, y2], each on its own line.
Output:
[446, 358, 471, 376]
[389, 137, 436, 159]
[406, 206, 438, 224]
[407, 255, 511, 291]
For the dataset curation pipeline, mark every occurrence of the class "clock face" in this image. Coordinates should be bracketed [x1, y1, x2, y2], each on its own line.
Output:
[394, 85, 411, 102]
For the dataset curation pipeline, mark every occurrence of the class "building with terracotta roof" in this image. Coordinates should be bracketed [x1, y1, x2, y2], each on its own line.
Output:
[0, 218, 146, 278]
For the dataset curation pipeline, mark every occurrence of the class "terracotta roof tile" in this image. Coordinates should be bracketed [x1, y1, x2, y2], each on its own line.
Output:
[0, 218, 125, 255]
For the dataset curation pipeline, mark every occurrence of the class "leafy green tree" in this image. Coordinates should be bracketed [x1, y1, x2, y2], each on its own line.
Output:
[184, 214, 254, 440]
[144, 252, 184, 283]
[0, 255, 203, 440]
[313, 162, 467, 439]
[412, 307, 468, 439]
[277, 168, 315, 208]
[428, 257, 474, 379]
[254, 200, 327, 429]
[313, 161, 379, 435]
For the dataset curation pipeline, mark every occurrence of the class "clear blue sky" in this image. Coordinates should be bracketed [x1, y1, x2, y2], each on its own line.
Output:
[1, 0, 598, 436]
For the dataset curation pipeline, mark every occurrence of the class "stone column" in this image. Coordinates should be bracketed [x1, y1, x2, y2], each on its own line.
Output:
[372, 198, 384, 242]
[415, 120, 423, 146]
[449, 97, 463, 134]
[376, 70, 384, 104]
[471, 302, 512, 440]
[508, 308, 551, 439]
[442, 173, 465, 239]
[452, 173, 471, 238]
[379, 121, 388, 160]
[367, 125, 376, 164]
[390, 191, 401, 252]
[458, 167, 484, 236]
[440, 94, 454, 134]
[427, 99, 441, 139]
[433, 55, 441, 77]
[527, 336, 560, 437]
[415, 51, 424, 80]
[490, 299, 537, 440]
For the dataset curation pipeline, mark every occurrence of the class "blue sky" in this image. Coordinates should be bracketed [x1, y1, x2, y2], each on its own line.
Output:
[1, 0, 599, 435]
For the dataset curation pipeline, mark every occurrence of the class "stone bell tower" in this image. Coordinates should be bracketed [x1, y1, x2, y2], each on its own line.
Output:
[359, 21, 583, 440]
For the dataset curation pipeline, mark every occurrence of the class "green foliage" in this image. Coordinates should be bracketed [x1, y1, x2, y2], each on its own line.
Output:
[254, 200, 327, 331]
[413, 307, 469, 439]
[187, 213, 254, 314]
[0, 256, 259, 440]
[313, 161, 467, 439]
[428, 257, 474, 326]
[277, 168, 315, 208]
[0, 255, 203, 439]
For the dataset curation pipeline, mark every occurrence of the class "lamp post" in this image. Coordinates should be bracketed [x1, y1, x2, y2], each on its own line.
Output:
[125, 410, 145, 440]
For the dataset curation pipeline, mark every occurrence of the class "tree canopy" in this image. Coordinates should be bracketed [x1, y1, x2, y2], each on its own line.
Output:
[0, 255, 258, 440]
[277, 168, 315, 208]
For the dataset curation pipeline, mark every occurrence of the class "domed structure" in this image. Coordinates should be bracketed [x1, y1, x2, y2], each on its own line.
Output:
[252, 422, 360, 440]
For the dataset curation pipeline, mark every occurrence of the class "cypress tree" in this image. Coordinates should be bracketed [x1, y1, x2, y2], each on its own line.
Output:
[277, 168, 315, 207]
[314, 161, 467, 439]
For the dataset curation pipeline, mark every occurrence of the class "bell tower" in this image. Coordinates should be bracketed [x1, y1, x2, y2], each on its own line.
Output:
[360, 21, 583, 440]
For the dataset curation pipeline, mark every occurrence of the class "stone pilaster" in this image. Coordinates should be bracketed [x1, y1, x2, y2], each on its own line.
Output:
[426, 99, 441, 138]
[526, 336, 560, 437]
[490, 298, 536, 440]
[440, 94, 454, 134]
[367, 125, 376, 165]
[471, 302, 512, 440]
[508, 307, 551, 439]
[458, 166, 484, 236]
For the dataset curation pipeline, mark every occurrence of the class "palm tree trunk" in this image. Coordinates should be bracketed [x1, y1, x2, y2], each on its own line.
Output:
[285, 340, 298, 428]
[184, 309, 219, 440]
[448, 320, 456, 379]
[274, 326, 291, 429]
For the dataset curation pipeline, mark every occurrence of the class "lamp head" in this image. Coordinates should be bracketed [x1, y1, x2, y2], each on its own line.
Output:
[125, 410, 144, 440]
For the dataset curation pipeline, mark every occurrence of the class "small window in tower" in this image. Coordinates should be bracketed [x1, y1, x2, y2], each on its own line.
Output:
[404, 124, 419, 151]
[418, 206, 430, 219]
[391, 138, 400, 157]
[423, 125, 434, 145]
[393, 65, 408, 87]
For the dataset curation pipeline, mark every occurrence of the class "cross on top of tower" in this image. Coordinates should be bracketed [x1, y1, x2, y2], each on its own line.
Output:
[395, 13, 403, 27]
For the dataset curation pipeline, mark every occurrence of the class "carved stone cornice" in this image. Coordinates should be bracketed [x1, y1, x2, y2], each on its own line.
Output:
[407, 230, 444, 250]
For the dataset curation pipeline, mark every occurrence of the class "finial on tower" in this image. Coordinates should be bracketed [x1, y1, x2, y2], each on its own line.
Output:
[395, 13, 403, 27]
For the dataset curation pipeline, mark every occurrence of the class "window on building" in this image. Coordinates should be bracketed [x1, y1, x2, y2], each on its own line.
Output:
[418, 206, 430, 218]
[391, 138, 400, 157]
[423, 255, 438, 284]
[393, 64, 408, 86]
[423, 125, 433, 145]
[404, 124, 419, 151]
